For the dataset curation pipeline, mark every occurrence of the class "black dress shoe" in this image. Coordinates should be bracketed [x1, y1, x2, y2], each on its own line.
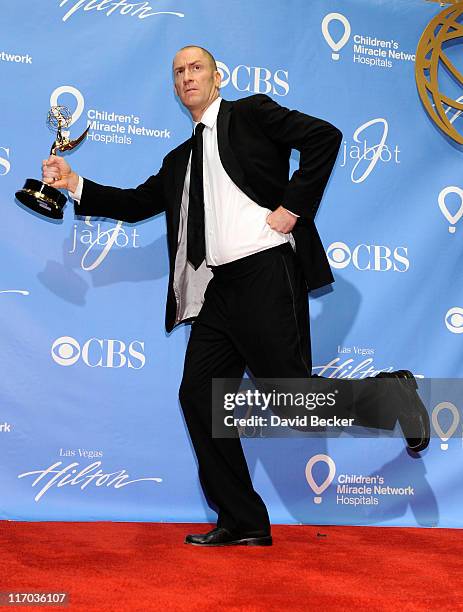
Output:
[376, 370, 430, 452]
[185, 527, 272, 547]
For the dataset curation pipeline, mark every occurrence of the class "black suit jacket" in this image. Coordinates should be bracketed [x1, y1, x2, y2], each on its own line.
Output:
[75, 94, 342, 332]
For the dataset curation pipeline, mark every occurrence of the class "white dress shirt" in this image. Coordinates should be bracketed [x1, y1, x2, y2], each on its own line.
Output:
[186, 96, 289, 266]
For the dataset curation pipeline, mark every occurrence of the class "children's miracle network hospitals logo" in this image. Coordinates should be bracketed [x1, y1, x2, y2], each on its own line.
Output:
[321, 12, 415, 69]
[305, 453, 416, 508]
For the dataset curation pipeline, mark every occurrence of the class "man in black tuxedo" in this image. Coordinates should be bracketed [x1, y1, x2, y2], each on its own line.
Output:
[43, 46, 429, 547]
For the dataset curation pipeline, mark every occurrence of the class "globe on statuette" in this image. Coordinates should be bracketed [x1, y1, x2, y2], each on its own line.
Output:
[415, 2, 463, 145]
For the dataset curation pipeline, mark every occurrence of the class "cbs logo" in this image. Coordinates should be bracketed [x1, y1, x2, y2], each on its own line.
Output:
[217, 61, 289, 96]
[51, 336, 145, 369]
[326, 241, 409, 272]
[445, 307, 463, 334]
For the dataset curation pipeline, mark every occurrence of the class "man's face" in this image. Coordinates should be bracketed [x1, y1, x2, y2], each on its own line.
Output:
[173, 48, 221, 116]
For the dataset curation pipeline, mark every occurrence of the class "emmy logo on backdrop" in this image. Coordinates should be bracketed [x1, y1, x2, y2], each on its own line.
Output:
[415, 2, 463, 144]
[15, 105, 89, 220]
[305, 454, 336, 504]
[432, 402, 460, 450]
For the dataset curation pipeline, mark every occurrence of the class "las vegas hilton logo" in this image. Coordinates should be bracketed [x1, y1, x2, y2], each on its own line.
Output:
[305, 454, 336, 504]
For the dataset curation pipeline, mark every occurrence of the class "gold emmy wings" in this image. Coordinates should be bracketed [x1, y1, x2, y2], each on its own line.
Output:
[47, 106, 90, 156]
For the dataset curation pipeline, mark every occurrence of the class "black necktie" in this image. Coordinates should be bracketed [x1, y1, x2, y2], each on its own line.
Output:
[187, 122, 206, 270]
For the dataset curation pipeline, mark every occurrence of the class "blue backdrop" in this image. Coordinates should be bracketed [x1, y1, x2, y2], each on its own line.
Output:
[1, 0, 462, 527]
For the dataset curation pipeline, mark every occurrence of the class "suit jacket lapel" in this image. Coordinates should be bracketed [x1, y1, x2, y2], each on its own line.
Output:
[217, 99, 261, 205]
[171, 138, 192, 250]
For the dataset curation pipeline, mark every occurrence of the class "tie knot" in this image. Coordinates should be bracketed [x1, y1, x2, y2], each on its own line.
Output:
[194, 122, 205, 137]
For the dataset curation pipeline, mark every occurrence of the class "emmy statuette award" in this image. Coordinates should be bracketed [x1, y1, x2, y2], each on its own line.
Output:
[15, 106, 89, 220]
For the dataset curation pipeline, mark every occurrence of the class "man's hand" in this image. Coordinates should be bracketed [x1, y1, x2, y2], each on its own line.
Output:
[42, 155, 79, 192]
[266, 205, 298, 234]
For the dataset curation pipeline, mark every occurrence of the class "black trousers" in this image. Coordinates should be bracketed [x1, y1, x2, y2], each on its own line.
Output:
[179, 243, 396, 533]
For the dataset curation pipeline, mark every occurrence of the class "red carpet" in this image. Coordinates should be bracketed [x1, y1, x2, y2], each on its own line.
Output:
[1, 522, 462, 611]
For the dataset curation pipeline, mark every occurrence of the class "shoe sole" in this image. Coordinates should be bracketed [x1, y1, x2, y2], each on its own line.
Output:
[185, 536, 273, 547]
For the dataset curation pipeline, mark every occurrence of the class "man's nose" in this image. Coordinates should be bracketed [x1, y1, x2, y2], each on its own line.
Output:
[183, 69, 194, 83]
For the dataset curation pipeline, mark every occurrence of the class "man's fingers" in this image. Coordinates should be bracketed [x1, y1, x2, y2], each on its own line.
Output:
[43, 176, 67, 189]
[266, 207, 296, 234]
[43, 169, 62, 181]
[43, 176, 59, 185]
[43, 160, 61, 172]
[43, 167, 65, 186]
[41, 155, 71, 190]
[50, 179, 68, 190]
[44, 155, 67, 169]
[43, 167, 61, 176]
[266, 218, 293, 233]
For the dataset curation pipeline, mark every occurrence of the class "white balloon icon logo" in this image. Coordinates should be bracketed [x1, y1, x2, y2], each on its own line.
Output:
[438, 186, 463, 234]
[432, 402, 460, 450]
[322, 13, 351, 60]
[305, 454, 336, 504]
[50, 85, 85, 138]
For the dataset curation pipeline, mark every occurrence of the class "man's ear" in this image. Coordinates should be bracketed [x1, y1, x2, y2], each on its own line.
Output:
[214, 70, 222, 90]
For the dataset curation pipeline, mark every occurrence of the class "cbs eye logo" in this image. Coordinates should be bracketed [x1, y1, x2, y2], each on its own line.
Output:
[445, 307, 463, 334]
[327, 241, 351, 269]
[51, 336, 80, 366]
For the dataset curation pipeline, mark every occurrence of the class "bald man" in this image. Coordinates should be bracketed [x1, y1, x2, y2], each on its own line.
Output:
[43, 45, 429, 546]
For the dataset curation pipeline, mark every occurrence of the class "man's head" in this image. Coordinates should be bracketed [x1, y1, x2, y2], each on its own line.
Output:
[173, 46, 221, 120]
